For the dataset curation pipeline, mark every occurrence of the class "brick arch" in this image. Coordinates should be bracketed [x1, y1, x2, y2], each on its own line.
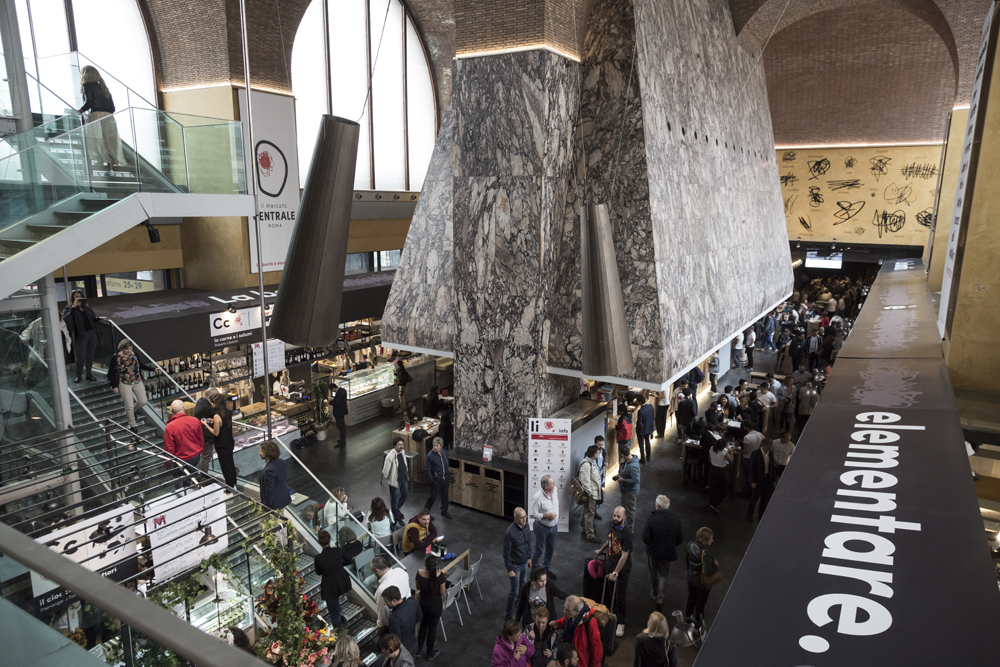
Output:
[736, 0, 959, 97]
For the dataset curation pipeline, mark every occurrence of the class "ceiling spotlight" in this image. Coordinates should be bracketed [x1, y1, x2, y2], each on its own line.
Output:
[796, 236, 801, 249]
[832, 237, 837, 250]
[228, 304, 238, 314]
[198, 521, 218, 545]
[669, 610, 700, 647]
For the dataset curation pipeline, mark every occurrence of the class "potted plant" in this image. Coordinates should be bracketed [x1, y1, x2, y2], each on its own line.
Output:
[311, 379, 330, 441]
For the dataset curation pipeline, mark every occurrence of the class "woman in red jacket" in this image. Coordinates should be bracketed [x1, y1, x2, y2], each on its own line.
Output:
[548, 596, 602, 667]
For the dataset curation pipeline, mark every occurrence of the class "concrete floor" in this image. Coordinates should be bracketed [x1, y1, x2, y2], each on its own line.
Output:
[254, 351, 783, 666]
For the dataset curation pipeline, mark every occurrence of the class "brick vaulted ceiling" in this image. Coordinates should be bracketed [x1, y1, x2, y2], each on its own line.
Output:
[731, 0, 994, 145]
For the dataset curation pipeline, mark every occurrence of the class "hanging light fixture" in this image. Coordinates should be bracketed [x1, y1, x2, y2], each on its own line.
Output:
[270, 115, 361, 346]
[581, 203, 633, 378]
[669, 610, 701, 647]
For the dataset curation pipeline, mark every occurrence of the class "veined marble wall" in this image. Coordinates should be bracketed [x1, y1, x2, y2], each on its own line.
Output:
[380, 109, 456, 352]
[384, 0, 793, 460]
[548, 0, 793, 382]
[452, 51, 580, 459]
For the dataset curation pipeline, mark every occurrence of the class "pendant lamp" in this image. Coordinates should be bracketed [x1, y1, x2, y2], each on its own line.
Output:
[581, 203, 634, 377]
[270, 115, 360, 346]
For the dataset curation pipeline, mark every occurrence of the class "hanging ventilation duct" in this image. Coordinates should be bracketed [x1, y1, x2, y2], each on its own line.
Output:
[271, 115, 360, 346]
[581, 202, 634, 378]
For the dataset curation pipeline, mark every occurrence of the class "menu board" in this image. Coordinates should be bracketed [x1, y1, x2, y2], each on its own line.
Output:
[528, 418, 572, 532]
[252, 338, 287, 377]
[146, 487, 228, 583]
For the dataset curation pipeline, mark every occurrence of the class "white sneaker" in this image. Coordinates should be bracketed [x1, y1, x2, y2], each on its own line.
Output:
[616, 624, 625, 637]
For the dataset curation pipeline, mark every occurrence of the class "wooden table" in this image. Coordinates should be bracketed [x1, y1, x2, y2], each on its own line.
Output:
[402, 548, 471, 592]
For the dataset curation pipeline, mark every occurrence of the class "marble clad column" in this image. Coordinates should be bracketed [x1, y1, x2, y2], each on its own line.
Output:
[380, 109, 456, 352]
[451, 50, 580, 459]
[547, 0, 793, 384]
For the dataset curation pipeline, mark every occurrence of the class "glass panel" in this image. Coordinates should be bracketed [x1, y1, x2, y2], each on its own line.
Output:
[73, 0, 157, 108]
[329, 0, 370, 190]
[371, 0, 405, 191]
[24, 0, 69, 58]
[291, 0, 323, 188]
[345, 252, 372, 275]
[379, 249, 400, 271]
[406, 18, 435, 192]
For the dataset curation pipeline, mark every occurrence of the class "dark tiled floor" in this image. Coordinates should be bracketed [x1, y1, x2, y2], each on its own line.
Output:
[261, 351, 782, 666]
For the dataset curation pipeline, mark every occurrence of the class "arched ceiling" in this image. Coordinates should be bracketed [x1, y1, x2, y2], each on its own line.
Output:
[762, 4, 957, 145]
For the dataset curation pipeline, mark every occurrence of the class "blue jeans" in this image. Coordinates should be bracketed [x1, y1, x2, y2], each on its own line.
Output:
[325, 596, 342, 627]
[505, 561, 528, 619]
[532, 522, 557, 570]
[389, 479, 408, 523]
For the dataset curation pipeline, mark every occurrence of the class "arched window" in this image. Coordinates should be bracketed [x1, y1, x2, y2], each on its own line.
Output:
[13, 0, 157, 107]
[292, 0, 437, 192]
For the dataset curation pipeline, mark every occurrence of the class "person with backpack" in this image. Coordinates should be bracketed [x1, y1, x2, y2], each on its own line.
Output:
[615, 407, 633, 452]
[394, 358, 412, 415]
[685, 527, 720, 636]
[578, 446, 602, 544]
[634, 611, 675, 667]
[548, 596, 602, 667]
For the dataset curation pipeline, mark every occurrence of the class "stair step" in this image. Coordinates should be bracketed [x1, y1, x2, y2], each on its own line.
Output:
[80, 198, 121, 208]
[1, 239, 36, 249]
[53, 210, 91, 220]
[27, 224, 75, 233]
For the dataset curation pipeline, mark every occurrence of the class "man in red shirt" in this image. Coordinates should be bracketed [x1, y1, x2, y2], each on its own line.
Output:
[549, 596, 602, 667]
[163, 400, 204, 485]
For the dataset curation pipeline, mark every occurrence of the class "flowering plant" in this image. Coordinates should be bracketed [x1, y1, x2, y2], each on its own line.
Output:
[252, 513, 347, 666]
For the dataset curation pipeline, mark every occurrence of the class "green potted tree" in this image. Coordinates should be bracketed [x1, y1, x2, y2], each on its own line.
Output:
[311, 379, 330, 441]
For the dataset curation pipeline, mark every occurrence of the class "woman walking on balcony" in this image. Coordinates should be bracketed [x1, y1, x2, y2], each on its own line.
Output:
[78, 66, 124, 174]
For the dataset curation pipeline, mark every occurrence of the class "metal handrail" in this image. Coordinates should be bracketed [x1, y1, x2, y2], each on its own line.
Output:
[0, 521, 268, 667]
[105, 319, 404, 568]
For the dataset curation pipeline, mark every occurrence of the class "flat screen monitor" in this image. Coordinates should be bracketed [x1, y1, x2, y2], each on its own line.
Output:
[804, 251, 843, 270]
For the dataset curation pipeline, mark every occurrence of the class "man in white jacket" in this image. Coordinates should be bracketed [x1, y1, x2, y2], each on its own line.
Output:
[578, 445, 603, 544]
[383, 437, 409, 525]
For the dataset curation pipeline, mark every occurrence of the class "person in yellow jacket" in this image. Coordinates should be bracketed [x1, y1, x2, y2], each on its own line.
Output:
[401, 508, 442, 556]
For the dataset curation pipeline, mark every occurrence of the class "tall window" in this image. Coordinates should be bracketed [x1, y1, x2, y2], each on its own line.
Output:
[291, 0, 437, 192]
[13, 0, 157, 107]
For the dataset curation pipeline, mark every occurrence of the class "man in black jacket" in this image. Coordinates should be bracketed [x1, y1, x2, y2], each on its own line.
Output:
[503, 507, 532, 620]
[330, 381, 349, 448]
[63, 292, 104, 382]
[383, 585, 422, 656]
[641, 495, 684, 612]
[747, 438, 778, 522]
[676, 390, 696, 443]
[314, 529, 353, 628]
[423, 437, 451, 518]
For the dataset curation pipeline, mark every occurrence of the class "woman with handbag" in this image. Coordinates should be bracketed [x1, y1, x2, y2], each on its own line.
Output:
[685, 527, 722, 635]
[634, 611, 675, 667]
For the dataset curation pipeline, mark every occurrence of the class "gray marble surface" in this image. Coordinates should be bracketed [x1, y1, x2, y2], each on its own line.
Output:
[381, 107, 456, 352]
[547, 0, 793, 382]
[452, 51, 580, 461]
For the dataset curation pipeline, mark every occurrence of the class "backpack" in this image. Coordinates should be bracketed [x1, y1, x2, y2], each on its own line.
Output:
[577, 606, 617, 666]
[569, 476, 588, 505]
[616, 419, 632, 442]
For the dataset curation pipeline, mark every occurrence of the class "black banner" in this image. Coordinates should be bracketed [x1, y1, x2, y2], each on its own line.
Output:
[695, 261, 1000, 666]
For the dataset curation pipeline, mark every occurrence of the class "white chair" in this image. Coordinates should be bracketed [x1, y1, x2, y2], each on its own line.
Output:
[445, 554, 483, 610]
[438, 584, 463, 642]
[445, 567, 472, 615]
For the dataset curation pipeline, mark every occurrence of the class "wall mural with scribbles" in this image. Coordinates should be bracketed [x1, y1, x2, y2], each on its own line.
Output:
[776, 145, 943, 245]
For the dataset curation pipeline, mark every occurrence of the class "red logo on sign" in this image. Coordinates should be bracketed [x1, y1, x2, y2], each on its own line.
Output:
[544, 421, 554, 430]
[234, 314, 242, 325]
[258, 150, 274, 177]
[153, 515, 166, 527]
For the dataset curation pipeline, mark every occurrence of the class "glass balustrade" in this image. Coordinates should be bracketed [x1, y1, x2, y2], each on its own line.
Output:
[0, 107, 246, 261]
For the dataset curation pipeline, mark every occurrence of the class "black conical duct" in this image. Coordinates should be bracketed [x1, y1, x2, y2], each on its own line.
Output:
[271, 115, 360, 346]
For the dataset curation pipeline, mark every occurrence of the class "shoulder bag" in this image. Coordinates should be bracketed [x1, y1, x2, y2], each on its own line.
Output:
[700, 549, 724, 587]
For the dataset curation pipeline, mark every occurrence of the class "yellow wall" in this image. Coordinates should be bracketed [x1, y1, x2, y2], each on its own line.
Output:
[927, 109, 968, 292]
[777, 145, 943, 246]
[944, 53, 1000, 393]
[52, 226, 183, 277]
[347, 219, 410, 253]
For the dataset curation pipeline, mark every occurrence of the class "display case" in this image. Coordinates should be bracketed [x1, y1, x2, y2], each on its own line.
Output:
[189, 587, 253, 636]
[340, 364, 395, 399]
